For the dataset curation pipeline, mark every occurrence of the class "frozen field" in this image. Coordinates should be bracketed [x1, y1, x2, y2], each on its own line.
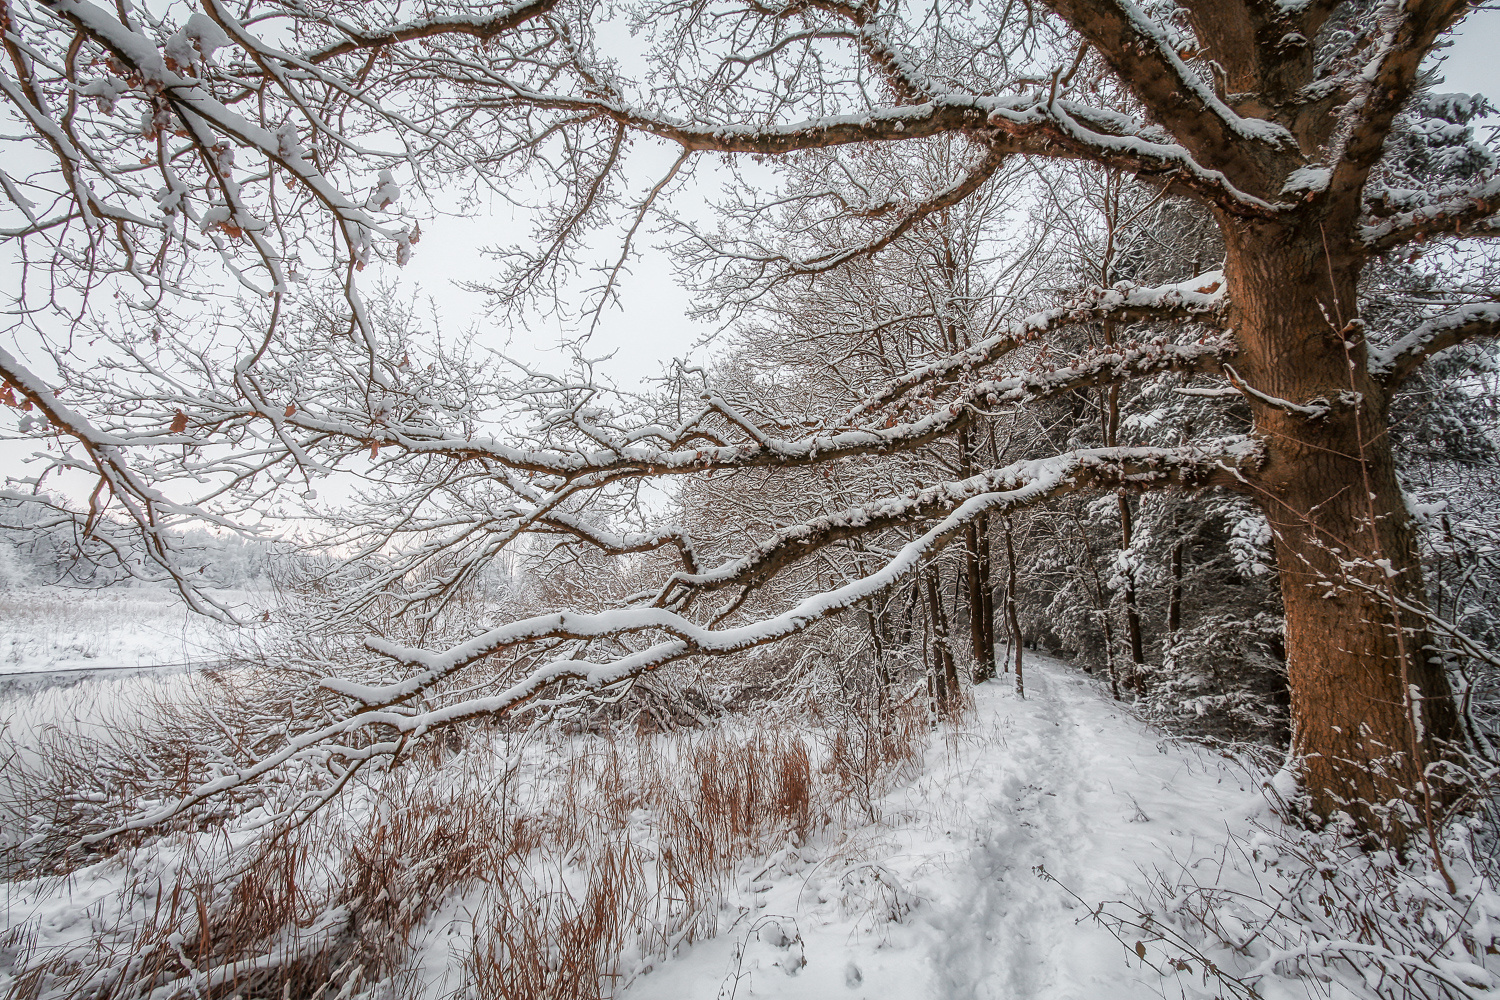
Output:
[0, 585, 250, 676]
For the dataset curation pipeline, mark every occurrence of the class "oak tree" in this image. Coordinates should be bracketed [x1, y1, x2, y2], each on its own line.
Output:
[2, 0, 1498, 841]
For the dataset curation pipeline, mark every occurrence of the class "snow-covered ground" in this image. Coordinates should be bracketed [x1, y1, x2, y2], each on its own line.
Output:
[4, 599, 1493, 1000]
[615, 657, 1266, 1000]
[0, 585, 244, 673]
[3, 650, 1280, 999]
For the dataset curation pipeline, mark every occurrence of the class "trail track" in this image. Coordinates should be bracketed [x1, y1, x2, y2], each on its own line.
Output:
[623, 655, 1267, 1000]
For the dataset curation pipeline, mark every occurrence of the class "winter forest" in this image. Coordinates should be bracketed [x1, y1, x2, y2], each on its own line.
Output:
[2, 0, 1500, 995]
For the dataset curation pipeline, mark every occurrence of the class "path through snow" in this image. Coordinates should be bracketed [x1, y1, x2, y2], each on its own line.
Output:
[623, 654, 1272, 1000]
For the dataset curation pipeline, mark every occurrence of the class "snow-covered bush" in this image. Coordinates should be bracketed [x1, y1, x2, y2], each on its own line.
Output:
[1085, 779, 1500, 999]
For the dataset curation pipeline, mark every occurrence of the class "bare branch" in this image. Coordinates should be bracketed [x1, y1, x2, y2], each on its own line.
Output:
[299, 0, 561, 64]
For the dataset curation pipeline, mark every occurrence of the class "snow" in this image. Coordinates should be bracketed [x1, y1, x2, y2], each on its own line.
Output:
[5, 629, 1495, 999]
[366, 169, 402, 212]
[618, 657, 1266, 1000]
[164, 14, 230, 74]
[1282, 165, 1330, 194]
[184, 12, 232, 61]
[77, 76, 129, 115]
[0, 585, 236, 675]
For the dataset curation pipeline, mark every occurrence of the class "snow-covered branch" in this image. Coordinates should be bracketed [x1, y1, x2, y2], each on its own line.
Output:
[1362, 173, 1500, 250]
[535, 512, 703, 574]
[845, 270, 1230, 420]
[653, 440, 1261, 610]
[243, 334, 1232, 489]
[83, 438, 1260, 841]
[783, 142, 1010, 274]
[0, 347, 245, 621]
[1368, 303, 1500, 386]
[298, 0, 561, 64]
[1040, 0, 1294, 197]
[1323, 0, 1475, 227]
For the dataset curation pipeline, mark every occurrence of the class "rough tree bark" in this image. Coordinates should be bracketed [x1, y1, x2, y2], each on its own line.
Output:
[1226, 223, 1465, 835]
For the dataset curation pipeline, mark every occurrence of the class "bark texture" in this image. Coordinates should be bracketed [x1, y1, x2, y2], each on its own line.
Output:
[1226, 223, 1465, 836]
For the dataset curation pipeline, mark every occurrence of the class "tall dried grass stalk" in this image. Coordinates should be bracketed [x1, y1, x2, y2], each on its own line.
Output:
[4, 687, 932, 1000]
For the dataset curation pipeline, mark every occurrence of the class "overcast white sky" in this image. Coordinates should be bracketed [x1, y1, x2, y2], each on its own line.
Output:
[1439, 7, 1500, 104]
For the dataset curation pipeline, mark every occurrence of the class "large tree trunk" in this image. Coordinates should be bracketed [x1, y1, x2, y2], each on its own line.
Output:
[1226, 223, 1465, 841]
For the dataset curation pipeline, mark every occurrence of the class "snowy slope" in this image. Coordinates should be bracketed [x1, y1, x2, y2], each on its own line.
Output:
[622, 654, 1267, 1000]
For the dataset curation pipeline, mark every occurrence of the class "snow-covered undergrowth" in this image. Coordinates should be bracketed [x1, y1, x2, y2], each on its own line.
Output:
[0, 585, 241, 673]
[2, 654, 1498, 999]
[1094, 811, 1500, 1000]
[0, 668, 929, 999]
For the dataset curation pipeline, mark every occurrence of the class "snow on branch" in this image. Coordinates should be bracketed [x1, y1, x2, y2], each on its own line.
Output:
[0, 348, 245, 622]
[652, 439, 1261, 611]
[83, 439, 1259, 841]
[784, 142, 1010, 274]
[1362, 172, 1500, 249]
[1368, 303, 1500, 385]
[845, 270, 1230, 420]
[266, 335, 1234, 483]
[1038, 0, 1295, 193]
[484, 85, 1282, 214]
[44, 0, 397, 240]
[1323, 0, 1474, 224]
[785, 0, 938, 103]
[536, 511, 703, 574]
[299, 0, 561, 64]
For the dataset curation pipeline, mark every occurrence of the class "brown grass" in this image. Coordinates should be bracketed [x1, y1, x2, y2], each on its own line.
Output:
[3, 698, 933, 1000]
[466, 839, 647, 1000]
[821, 695, 930, 821]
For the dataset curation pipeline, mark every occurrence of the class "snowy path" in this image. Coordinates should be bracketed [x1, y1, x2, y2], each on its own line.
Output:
[623, 654, 1269, 1000]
